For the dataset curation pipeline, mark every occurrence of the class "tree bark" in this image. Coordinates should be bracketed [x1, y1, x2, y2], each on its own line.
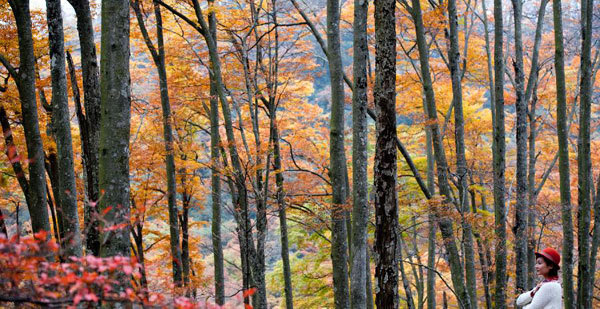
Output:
[493, 0, 507, 306]
[7, 0, 50, 235]
[66, 0, 101, 256]
[577, 0, 593, 306]
[272, 117, 294, 309]
[207, 0, 224, 304]
[552, 0, 574, 305]
[46, 0, 82, 258]
[527, 86, 539, 289]
[179, 169, 191, 293]
[350, 0, 369, 306]
[510, 0, 527, 294]
[131, 0, 183, 287]
[446, 0, 476, 306]
[525, 0, 549, 288]
[98, 0, 131, 257]
[374, 0, 399, 306]
[327, 0, 351, 307]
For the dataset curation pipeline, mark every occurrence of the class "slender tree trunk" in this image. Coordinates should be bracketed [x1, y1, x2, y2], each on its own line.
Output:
[66, 0, 101, 256]
[510, 0, 528, 294]
[589, 174, 600, 304]
[180, 167, 191, 293]
[446, 0, 477, 306]
[422, 94, 436, 309]
[493, 0, 507, 306]
[46, 0, 82, 258]
[98, 0, 131, 257]
[398, 237, 415, 309]
[207, 0, 224, 304]
[327, 0, 350, 306]
[0, 207, 7, 237]
[131, 0, 183, 287]
[577, 0, 593, 306]
[527, 86, 538, 289]
[350, 0, 369, 305]
[8, 0, 50, 235]
[374, 0, 399, 306]
[410, 0, 471, 307]
[553, 0, 574, 305]
[525, 0, 549, 288]
[0, 106, 30, 206]
[45, 152, 65, 246]
[272, 118, 294, 309]
[131, 199, 148, 289]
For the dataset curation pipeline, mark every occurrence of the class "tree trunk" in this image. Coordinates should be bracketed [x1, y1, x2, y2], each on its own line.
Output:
[272, 118, 294, 309]
[410, 0, 471, 307]
[45, 152, 65, 247]
[0, 106, 30, 207]
[98, 0, 131, 257]
[46, 0, 82, 258]
[8, 0, 50, 235]
[131, 199, 148, 289]
[398, 237, 415, 309]
[327, 0, 350, 307]
[446, 0, 476, 306]
[552, 0, 574, 305]
[66, 0, 101, 256]
[207, 0, 224, 304]
[525, 0, 549, 288]
[577, 0, 593, 306]
[131, 0, 183, 287]
[527, 87, 539, 289]
[493, 0, 507, 305]
[180, 183, 190, 293]
[350, 0, 369, 305]
[510, 0, 527, 294]
[374, 0, 399, 306]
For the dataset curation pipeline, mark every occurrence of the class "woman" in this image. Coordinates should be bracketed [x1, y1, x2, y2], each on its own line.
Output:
[516, 247, 562, 308]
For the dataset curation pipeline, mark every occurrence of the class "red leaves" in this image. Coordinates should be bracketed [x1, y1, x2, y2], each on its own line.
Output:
[243, 287, 257, 298]
[0, 234, 242, 307]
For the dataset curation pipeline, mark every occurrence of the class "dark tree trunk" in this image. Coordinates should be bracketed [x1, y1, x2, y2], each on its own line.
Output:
[66, 0, 101, 256]
[374, 0, 399, 306]
[130, 199, 148, 289]
[180, 176, 191, 293]
[98, 0, 131, 257]
[577, 0, 593, 306]
[493, 0, 507, 305]
[46, 0, 82, 258]
[552, 0, 574, 305]
[7, 0, 50, 235]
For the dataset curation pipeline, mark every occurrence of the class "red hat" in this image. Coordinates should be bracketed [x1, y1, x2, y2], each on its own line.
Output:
[535, 247, 561, 268]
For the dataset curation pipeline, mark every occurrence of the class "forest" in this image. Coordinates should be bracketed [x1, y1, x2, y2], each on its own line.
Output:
[0, 0, 599, 307]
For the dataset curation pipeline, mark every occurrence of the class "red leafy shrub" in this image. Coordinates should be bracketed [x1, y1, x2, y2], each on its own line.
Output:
[0, 231, 253, 308]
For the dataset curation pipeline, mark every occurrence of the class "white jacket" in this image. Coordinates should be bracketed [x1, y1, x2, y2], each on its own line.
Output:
[516, 281, 562, 309]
